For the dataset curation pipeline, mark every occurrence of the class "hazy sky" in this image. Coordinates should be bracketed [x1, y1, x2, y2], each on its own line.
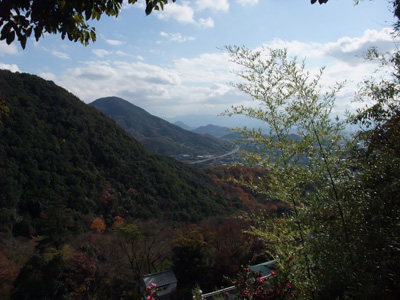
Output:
[0, 0, 398, 125]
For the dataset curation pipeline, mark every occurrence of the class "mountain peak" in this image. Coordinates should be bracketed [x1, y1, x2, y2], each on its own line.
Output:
[89, 96, 232, 158]
[90, 96, 150, 117]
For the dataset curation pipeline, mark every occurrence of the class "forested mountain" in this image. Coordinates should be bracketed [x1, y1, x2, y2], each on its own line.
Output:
[89, 97, 232, 157]
[0, 70, 279, 300]
[0, 70, 245, 234]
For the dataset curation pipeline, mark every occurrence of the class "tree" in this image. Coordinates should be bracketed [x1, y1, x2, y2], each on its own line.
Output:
[0, 0, 176, 49]
[63, 250, 97, 300]
[171, 223, 214, 297]
[90, 217, 106, 233]
[204, 217, 265, 280]
[116, 220, 172, 291]
[0, 97, 9, 123]
[344, 48, 400, 298]
[224, 45, 350, 298]
[11, 254, 66, 300]
[223, 40, 400, 298]
[37, 201, 75, 250]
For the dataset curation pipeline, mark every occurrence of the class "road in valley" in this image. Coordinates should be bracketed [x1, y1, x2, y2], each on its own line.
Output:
[187, 145, 240, 165]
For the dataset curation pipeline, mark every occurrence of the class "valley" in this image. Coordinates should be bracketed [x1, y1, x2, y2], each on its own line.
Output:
[89, 97, 235, 160]
[89, 96, 243, 166]
[184, 144, 241, 166]
[0, 70, 276, 300]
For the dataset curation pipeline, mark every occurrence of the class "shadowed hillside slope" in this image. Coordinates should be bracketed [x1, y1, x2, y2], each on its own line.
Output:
[0, 70, 240, 234]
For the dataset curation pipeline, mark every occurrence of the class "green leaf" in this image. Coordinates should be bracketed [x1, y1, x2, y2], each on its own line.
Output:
[20, 35, 27, 49]
[90, 29, 96, 42]
[6, 31, 15, 45]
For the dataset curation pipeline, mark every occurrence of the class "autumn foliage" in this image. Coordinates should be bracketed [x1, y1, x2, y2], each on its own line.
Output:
[64, 251, 97, 300]
[113, 216, 124, 227]
[90, 217, 106, 233]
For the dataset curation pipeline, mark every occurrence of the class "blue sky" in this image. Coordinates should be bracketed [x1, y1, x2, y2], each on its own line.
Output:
[0, 0, 398, 127]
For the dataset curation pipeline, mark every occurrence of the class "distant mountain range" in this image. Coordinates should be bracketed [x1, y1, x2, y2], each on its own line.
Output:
[165, 113, 268, 130]
[173, 121, 194, 131]
[89, 97, 233, 157]
[192, 124, 231, 137]
[173, 122, 243, 141]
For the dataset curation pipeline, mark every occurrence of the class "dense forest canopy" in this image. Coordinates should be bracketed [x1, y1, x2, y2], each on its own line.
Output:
[0, 69, 277, 299]
[0, 69, 258, 232]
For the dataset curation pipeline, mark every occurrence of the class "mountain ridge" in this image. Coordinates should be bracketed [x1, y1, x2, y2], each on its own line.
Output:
[192, 124, 232, 138]
[89, 96, 233, 157]
[173, 121, 194, 131]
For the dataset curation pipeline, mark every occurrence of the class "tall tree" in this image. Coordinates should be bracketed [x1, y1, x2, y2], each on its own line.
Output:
[11, 254, 66, 300]
[116, 220, 172, 291]
[223, 38, 400, 298]
[224, 45, 351, 298]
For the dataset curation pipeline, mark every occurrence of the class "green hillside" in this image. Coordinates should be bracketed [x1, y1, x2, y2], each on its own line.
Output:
[89, 96, 233, 157]
[0, 70, 239, 234]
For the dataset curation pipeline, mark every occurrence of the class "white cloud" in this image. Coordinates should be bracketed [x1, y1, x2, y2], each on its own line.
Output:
[264, 27, 398, 67]
[104, 38, 124, 46]
[236, 0, 259, 6]
[93, 48, 134, 58]
[195, 0, 229, 13]
[155, 2, 214, 28]
[253, 28, 400, 116]
[0, 63, 20, 72]
[55, 28, 400, 119]
[40, 45, 70, 59]
[56, 50, 237, 117]
[52, 50, 70, 59]
[159, 31, 195, 43]
[39, 72, 57, 81]
[59, 60, 182, 101]
[198, 17, 214, 29]
[116, 61, 182, 85]
[156, 2, 195, 24]
[115, 50, 132, 56]
[93, 49, 112, 57]
[324, 27, 398, 66]
[0, 41, 19, 56]
[264, 39, 326, 63]
[174, 52, 234, 83]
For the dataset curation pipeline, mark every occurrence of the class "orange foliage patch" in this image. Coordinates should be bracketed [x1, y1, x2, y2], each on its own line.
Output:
[113, 216, 124, 226]
[90, 217, 106, 233]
